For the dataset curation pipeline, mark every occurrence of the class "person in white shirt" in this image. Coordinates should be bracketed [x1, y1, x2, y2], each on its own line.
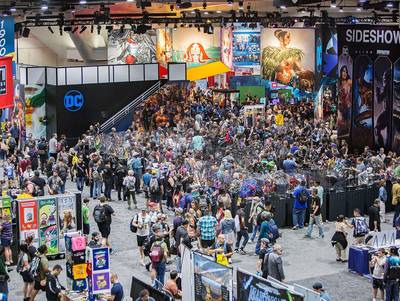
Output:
[131, 209, 151, 266]
[369, 248, 386, 301]
[49, 134, 58, 159]
[23, 165, 34, 181]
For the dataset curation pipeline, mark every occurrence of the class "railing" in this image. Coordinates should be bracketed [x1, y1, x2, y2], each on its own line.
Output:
[100, 81, 161, 133]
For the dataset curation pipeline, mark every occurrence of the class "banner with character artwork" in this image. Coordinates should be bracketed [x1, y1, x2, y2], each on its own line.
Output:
[38, 198, 58, 255]
[18, 199, 39, 244]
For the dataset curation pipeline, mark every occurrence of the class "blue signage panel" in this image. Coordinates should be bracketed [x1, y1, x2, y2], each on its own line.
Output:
[64, 90, 84, 112]
[0, 16, 15, 76]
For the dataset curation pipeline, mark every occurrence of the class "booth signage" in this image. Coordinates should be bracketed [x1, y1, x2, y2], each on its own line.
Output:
[64, 90, 84, 112]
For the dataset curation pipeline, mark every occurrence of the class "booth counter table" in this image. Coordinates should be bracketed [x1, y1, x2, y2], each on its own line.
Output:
[348, 246, 370, 276]
[64, 291, 87, 301]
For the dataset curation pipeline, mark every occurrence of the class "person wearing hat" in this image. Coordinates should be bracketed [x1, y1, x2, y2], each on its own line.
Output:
[312, 282, 331, 301]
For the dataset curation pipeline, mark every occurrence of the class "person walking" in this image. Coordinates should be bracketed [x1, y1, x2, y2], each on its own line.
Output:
[234, 202, 249, 255]
[331, 215, 350, 262]
[368, 199, 381, 232]
[82, 198, 90, 235]
[74, 156, 87, 192]
[350, 208, 369, 245]
[93, 197, 115, 252]
[292, 180, 310, 230]
[149, 225, 169, 285]
[384, 247, 400, 301]
[123, 170, 137, 210]
[0, 247, 9, 301]
[265, 244, 285, 282]
[45, 265, 66, 301]
[30, 245, 50, 301]
[370, 248, 386, 301]
[304, 188, 324, 239]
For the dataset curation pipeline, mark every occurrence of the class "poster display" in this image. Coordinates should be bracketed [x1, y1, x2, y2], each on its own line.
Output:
[261, 28, 315, 92]
[233, 23, 260, 75]
[172, 28, 220, 68]
[237, 269, 304, 301]
[108, 30, 156, 64]
[374, 56, 392, 149]
[337, 50, 353, 139]
[92, 247, 110, 271]
[193, 253, 232, 301]
[0, 57, 14, 109]
[351, 55, 373, 148]
[25, 85, 46, 140]
[0, 16, 15, 76]
[221, 27, 233, 70]
[393, 59, 400, 152]
[38, 198, 58, 255]
[92, 271, 111, 294]
[57, 194, 76, 230]
[156, 28, 173, 68]
[18, 200, 39, 242]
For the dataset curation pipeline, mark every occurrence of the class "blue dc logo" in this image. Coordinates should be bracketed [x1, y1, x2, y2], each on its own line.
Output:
[64, 90, 84, 112]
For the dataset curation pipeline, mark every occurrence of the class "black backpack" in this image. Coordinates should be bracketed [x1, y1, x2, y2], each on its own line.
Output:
[298, 189, 309, 204]
[130, 215, 138, 233]
[93, 205, 106, 223]
[29, 256, 41, 279]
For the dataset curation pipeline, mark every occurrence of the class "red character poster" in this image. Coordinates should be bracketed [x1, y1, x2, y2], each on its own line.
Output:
[18, 200, 39, 243]
[0, 56, 13, 109]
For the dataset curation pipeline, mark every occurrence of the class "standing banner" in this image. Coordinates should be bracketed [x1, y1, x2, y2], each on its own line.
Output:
[233, 23, 260, 75]
[18, 199, 39, 244]
[193, 252, 233, 301]
[38, 198, 59, 255]
[221, 27, 233, 70]
[374, 56, 392, 149]
[237, 269, 304, 301]
[0, 56, 13, 109]
[393, 58, 400, 152]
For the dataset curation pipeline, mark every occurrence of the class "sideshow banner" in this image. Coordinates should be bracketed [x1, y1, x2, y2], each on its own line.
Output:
[233, 23, 260, 75]
[237, 269, 304, 301]
[108, 29, 156, 64]
[374, 56, 392, 149]
[261, 28, 315, 92]
[172, 28, 220, 68]
[351, 55, 373, 148]
[337, 51, 353, 138]
[393, 59, 400, 152]
[25, 85, 46, 139]
[156, 28, 173, 68]
[193, 252, 232, 301]
[92, 247, 110, 271]
[38, 198, 58, 255]
[92, 271, 111, 294]
[322, 26, 338, 78]
[18, 200, 39, 243]
[221, 27, 233, 70]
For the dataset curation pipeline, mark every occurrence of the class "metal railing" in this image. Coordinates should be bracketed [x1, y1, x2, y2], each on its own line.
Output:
[100, 81, 162, 133]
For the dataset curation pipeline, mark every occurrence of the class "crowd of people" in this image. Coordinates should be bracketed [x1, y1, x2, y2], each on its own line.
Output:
[1, 83, 400, 300]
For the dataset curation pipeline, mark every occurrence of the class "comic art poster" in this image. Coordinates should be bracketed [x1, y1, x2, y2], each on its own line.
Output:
[39, 224, 58, 255]
[156, 28, 173, 68]
[172, 27, 220, 68]
[92, 248, 110, 271]
[221, 27, 233, 70]
[18, 200, 38, 243]
[233, 23, 260, 75]
[92, 271, 111, 294]
[108, 30, 156, 64]
[337, 50, 353, 139]
[237, 269, 303, 301]
[24, 85, 46, 140]
[374, 56, 392, 149]
[38, 198, 57, 228]
[193, 253, 232, 301]
[57, 194, 76, 231]
[261, 28, 315, 92]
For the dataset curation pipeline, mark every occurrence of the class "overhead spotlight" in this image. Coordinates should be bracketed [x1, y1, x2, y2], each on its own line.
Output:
[126, 0, 134, 2]
[97, 25, 101, 34]
[79, 0, 87, 4]
[41, 1, 48, 10]
[216, 10, 222, 13]
[90, 24, 94, 33]
[280, 5, 287, 10]
[386, 2, 394, 8]
[48, 26, 54, 34]
[330, 0, 336, 8]
[10, 7, 16, 12]
[79, 25, 87, 33]
[204, 11, 209, 15]
[203, 1, 207, 9]
[72, 26, 79, 33]
[356, 3, 362, 11]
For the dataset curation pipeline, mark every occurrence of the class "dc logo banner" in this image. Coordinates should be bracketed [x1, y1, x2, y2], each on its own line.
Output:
[64, 90, 84, 112]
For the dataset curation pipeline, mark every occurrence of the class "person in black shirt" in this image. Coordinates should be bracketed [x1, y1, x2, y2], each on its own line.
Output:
[102, 162, 114, 201]
[37, 137, 48, 174]
[74, 157, 87, 192]
[45, 265, 65, 301]
[368, 199, 381, 232]
[304, 189, 324, 238]
[30, 171, 46, 197]
[94, 197, 115, 252]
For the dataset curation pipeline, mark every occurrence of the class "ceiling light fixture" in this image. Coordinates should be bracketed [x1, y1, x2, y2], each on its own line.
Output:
[41, 4, 48, 10]
[216, 10, 222, 13]
[280, 5, 287, 10]
[386, 2, 394, 8]
[79, 0, 87, 4]
[330, 0, 336, 8]
[10, 7, 16, 12]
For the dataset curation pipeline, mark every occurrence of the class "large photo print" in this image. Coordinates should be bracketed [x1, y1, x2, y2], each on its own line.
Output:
[261, 28, 315, 92]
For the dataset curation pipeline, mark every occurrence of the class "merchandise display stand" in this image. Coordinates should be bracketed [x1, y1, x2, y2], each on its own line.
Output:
[86, 246, 111, 301]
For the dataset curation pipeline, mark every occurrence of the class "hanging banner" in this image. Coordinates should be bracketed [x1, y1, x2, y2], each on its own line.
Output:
[38, 198, 58, 255]
[0, 56, 13, 109]
[261, 28, 315, 92]
[18, 200, 39, 243]
[0, 16, 15, 76]
[221, 27, 233, 70]
[393, 59, 400, 152]
[337, 50, 353, 139]
[156, 28, 173, 68]
[237, 269, 304, 301]
[374, 56, 392, 149]
[193, 252, 233, 301]
[233, 23, 260, 75]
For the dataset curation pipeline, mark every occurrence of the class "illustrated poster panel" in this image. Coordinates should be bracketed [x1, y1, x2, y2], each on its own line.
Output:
[92, 247, 110, 271]
[39, 224, 58, 255]
[172, 27, 221, 68]
[373, 56, 392, 149]
[156, 28, 173, 68]
[221, 27, 233, 70]
[92, 271, 111, 294]
[392, 58, 400, 153]
[351, 55, 374, 150]
[233, 24, 260, 72]
[337, 52, 353, 138]
[108, 30, 156, 64]
[261, 28, 315, 92]
[57, 194, 76, 231]
[18, 200, 38, 242]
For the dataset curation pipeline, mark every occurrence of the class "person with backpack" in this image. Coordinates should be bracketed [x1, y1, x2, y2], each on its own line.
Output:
[93, 196, 115, 252]
[17, 243, 35, 301]
[149, 171, 163, 212]
[0, 213, 13, 267]
[265, 244, 285, 282]
[292, 180, 310, 230]
[257, 211, 279, 254]
[256, 238, 272, 278]
[131, 208, 151, 266]
[123, 170, 137, 210]
[55, 158, 68, 194]
[30, 245, 50, 301]
[304, 188, 324, 239]
[384, 247, 400, 301]
[149, 225, 169, 284]
[0, 246, 9, 301]
[249, 197, 265, 243]
[350, 208, 369, 245]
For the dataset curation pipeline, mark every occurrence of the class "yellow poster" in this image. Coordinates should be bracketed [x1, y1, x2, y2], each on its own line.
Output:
[275, 113, 284, 126]
[72, 263, 87, 280]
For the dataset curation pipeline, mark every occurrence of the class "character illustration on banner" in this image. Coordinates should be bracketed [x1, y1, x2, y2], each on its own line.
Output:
[156, 28, 173, 67]
[112, 31, 156, 64]
[39, 202, 57, 228]
[355, 64, 373, 128]
[338, 65, 352, 129]
[40, 225, 58, 254]
[262, 29, 315, 92]
[24, 85, 46, 140]
[184, 43, 211, 64]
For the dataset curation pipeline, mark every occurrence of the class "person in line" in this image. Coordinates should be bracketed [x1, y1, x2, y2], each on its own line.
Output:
[164, 270, 182, 299]
[197, 207, 218, 252]
[102, 273, 124, 301]
[82, 198, 90, 236]
[45, 264, 66, 301]
[149, 225, 169, 285]
[93, 196, 115, 252]
[370, 248, 386, 301]
[312, 282, 331, 301]
[304, 188, 324, 239]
